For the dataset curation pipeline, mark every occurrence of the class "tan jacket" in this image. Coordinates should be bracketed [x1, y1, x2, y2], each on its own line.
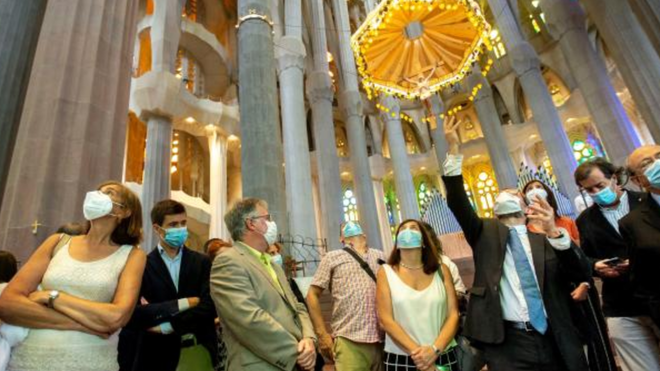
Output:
[210, 242, 316, 371]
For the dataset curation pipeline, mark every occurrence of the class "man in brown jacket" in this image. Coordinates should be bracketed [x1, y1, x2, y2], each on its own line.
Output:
[210, 198, 317, 371]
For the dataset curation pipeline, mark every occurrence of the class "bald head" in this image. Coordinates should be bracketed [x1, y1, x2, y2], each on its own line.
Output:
[627, 145, 660, 189]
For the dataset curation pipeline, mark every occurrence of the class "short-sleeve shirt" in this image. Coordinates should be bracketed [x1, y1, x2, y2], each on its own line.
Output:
[311, 247, 385, 343]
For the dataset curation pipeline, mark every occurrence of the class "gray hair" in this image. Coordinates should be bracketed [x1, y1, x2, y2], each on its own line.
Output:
[224, 198, 268, 241]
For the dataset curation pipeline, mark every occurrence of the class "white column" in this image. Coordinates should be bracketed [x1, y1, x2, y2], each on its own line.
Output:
[207, 127, 228, 240]
[488, 0, 579, 202]
[277, 0, 317, 242]
[428, 94, 449, 176]
[142, 114, 172, 250]
[581, 0, 660, 143]
[467, 66, 519, 188]
[151, 0, 183, 73]
[307, 0, 343, 245]
[371, 155, 394, 254]
[540, 0, 640, 165]
[332, 0, 383, 249]
[380, 95, 420, 220]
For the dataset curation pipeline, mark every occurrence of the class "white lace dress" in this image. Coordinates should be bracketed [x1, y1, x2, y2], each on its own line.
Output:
[7, 242, 133, 371]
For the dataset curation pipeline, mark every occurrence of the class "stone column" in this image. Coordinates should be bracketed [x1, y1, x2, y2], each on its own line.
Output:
[277, 0, 318, 242]
[0, 0, 47, 207]
[540, 0, 640, 166]
[151, 0, 183, 73]
[207, 127, 229, 240]
[370, 155, 394, 253]
[629, 0, 660, 57]
[142, 114, 173, 249]
[307, 0, 343, 245]
[332, 0, 383, 250]
[380, 96, 420, 220]
[237, 0, 289, 238]
[0, 0, 139, 262]
[488, 0, 578, 201]
[467, 66, 519, 188]
[428, 94, 449, 176]
[581, 0, 660, 143]
[140, 0, 183, 249]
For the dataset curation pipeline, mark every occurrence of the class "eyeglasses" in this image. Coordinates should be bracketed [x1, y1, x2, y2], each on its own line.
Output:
[250, 214, 272, 221]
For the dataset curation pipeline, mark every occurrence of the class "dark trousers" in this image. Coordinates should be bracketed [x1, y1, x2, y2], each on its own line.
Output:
[482, 326, 567, 371]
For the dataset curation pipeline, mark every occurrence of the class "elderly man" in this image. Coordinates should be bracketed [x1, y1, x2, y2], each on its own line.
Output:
[441, 117, 590, 371]
[210, 198, 317, 371]
[619, 145, 660, 367]
[306, 222, 385, 371]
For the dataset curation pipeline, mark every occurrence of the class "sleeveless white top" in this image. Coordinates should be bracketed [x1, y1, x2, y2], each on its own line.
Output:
[383, 264, 455, 355]
[8, 240, 133, 371]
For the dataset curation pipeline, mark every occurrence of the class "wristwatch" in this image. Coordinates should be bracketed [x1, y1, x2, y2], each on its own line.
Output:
[431, 344, 442, 356]
[47, 290, 60, 308]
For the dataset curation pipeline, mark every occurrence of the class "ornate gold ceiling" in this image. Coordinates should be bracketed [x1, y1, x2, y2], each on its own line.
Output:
[351, 0, 491, 99]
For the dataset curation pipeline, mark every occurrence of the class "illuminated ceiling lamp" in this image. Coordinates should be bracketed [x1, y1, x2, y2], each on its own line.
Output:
[351, 0, 493, 100]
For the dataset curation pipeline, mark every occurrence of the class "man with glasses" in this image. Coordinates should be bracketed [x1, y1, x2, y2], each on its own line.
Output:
[574, 157, 660, 371]
[210, 198, 317, 371]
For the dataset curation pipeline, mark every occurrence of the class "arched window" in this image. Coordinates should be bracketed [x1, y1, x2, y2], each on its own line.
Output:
[343, 188, 358, 222]
[464, 164, 499, 217]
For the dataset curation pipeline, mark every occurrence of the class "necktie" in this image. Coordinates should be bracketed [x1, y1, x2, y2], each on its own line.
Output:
[260, 253, 283, 293]
[508, 228, 548, 334]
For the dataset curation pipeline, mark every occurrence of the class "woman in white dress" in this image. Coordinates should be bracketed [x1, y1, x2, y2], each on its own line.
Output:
[0, 181, 147, 371]
[377, 219, 460, 371]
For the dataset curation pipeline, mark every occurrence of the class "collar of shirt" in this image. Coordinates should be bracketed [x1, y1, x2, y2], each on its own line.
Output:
[157, 244, 182, 262]
[510, 225, 528, 235]
[238, 241, 272, 265]
[599, 191, 629, 213]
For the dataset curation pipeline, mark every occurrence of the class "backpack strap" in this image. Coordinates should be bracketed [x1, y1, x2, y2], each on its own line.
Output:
[51, 233, 72, 258]
[342, 247, 377, 282]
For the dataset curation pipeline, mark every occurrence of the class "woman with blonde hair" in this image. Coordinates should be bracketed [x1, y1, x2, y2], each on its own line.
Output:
[0, 181, 146, 371]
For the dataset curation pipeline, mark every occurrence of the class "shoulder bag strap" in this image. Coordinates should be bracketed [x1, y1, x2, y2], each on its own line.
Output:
[342, 247, 377, 282]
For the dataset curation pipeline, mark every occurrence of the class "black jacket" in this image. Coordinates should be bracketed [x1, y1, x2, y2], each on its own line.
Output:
[443, 174, 589, 371]
[620, 194, 660, 326]
[118, 246, 218, 371]
[576, 191, 647, 317]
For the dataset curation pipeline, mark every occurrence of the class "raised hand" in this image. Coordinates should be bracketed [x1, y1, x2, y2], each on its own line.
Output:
[443, 115, 461, 155]
[526, 196, 560, 238]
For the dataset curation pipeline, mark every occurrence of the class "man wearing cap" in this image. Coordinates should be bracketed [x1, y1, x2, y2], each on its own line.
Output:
[306, 222, 386, 371]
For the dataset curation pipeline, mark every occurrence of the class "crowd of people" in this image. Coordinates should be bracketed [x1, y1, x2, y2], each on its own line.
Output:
[0, 120, 659, 371]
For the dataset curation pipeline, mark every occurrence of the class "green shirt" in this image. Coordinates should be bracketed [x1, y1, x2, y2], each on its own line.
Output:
[238, 241, 283, 292]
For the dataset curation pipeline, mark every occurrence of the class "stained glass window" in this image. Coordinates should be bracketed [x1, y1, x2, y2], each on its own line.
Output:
[343, 188, 358, 222]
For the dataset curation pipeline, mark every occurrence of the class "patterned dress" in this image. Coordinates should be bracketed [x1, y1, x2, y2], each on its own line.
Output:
[8, 242, 133, 371]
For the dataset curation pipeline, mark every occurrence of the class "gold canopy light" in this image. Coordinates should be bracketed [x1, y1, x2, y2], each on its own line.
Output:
[351, 0, 493, 100]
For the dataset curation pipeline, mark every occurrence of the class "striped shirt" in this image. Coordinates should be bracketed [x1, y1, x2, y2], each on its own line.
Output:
[311, 247, 385, 343]
[599, 191, 630, 234]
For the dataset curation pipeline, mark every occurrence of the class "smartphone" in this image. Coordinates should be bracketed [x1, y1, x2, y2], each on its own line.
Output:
[602, 257, 623, 267]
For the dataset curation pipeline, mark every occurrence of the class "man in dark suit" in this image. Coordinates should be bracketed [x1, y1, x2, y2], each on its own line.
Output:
[574, 157, 660, 371]
[441, 117, 589, 371]
[618, 145, 660, 367]
[118, 200, 217, 371]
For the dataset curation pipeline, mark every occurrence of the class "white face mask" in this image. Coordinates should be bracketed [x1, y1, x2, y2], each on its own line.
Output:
[526, 188, 548, 204]
[493, 192, 523, 216]
[271, 254, 283, 267]
[262, 220, 278, 246]
[83, 191, 120, 221]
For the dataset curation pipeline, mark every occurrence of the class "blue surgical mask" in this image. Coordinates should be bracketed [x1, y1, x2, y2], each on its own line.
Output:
[591, 183, 618, 206]
[643, 160, 660, 188]
[271, 254, 283, 267]
[396, 229, 423, 249]
[162, 227, 188, 248]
